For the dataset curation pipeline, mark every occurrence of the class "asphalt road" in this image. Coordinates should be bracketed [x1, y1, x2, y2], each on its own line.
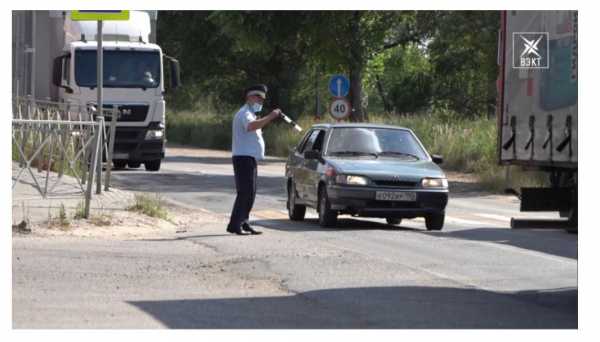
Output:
[12, 146, 577, 328]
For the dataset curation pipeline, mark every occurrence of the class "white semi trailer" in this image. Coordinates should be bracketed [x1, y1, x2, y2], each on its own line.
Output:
[12, 10, 181, 171]
[497, 10, 577, 231]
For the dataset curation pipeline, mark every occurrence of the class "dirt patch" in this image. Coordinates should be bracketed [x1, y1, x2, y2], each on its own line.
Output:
[17, 202, 225, 240]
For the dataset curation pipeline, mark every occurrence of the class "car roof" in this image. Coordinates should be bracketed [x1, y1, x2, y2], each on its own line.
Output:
[310, 123, 413, 131]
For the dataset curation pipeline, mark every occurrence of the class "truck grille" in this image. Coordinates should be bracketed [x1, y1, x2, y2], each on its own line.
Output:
[103, 104, 149, 122]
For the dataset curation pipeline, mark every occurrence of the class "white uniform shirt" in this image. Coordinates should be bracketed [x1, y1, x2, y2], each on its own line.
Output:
[232, 104, 265, 161]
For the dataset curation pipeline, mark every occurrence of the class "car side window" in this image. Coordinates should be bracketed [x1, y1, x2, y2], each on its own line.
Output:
[312, 130, 326, 152]
[301, 130, 321, 153]
[296, 130, 314, 153]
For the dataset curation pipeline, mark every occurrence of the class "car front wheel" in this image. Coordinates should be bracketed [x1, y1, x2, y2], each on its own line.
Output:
[425, 212, 445, 231]
[288, 181, 306, 221]
[318, 186, 338, 227]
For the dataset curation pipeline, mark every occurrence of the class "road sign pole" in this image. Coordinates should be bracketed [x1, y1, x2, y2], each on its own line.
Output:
[97, 20, 103, 118]
[95, 20, 104, 195]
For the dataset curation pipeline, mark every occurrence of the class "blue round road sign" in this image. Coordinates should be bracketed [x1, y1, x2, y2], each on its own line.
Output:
[329, 75, 350, 97]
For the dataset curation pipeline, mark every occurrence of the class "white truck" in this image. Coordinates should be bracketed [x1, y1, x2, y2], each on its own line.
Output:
[497, 10, 577, 231]
[13, 10, 181, 171]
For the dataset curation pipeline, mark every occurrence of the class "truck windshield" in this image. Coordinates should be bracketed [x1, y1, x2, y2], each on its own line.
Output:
[75, 50, 161, 89]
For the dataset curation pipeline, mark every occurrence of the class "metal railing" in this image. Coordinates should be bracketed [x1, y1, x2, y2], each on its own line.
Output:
[12, 96, 119, 218]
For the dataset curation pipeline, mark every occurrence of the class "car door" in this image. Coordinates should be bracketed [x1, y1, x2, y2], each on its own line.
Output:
[304, 129, 327, 205]
[295, 129, 320, 201]
[288, 130, 313, 195]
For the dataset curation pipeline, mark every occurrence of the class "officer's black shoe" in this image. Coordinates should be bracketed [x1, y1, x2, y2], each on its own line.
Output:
[242, 222, 262, 235]
[227, 226, 249, 235]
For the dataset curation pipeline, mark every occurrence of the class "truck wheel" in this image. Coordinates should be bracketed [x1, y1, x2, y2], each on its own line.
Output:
[566, 203, 578, 234]
[386, 218, 402, 225]
[144, 160, 161, 172]
[113, 160, 127, 169]
[128, 161, 141, 168]
[288, 181, 306, 221]
[318, 186, 337, 227]
[425, 212, 445, 231]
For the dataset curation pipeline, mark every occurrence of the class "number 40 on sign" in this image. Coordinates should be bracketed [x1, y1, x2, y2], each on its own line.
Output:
[330, 98, 351, 120]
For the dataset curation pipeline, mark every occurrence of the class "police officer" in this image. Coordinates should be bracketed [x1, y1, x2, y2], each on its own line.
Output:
[227, 84, 281, 235]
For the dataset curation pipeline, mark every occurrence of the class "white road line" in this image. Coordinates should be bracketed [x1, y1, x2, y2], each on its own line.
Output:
[474, 213, 512, 223]
[444, 215, 506, 228]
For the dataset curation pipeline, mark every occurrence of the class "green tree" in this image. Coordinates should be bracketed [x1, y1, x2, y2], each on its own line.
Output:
[416, 11, 500, 116]
[304, 11, 419, 121]
[364, 44, 433, 114]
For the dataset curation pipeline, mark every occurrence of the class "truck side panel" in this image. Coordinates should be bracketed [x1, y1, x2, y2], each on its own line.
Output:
[499, 11, 577, 168]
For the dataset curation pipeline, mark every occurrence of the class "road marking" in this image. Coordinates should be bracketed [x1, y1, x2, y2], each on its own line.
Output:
[445, 215, 506, 228]
[474, 213, 512, 223]
[253, 210, 288, 220]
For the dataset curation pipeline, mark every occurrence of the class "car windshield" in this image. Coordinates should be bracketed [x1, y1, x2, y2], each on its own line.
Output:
[75, 49, 161, 89]
[326, 127, 428, 160]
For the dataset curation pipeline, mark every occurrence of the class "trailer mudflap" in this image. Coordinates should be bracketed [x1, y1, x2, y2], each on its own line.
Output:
[520, 187, 573, 212]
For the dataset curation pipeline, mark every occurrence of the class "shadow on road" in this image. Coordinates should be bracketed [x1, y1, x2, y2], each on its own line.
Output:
[254, 218, 577, 260]
[252, 217, 421, 233]
[423, 228, 578, 260]
[164, 155, 286, 165]
[111, 171, 287, 197]
[127, 286, 577, 329]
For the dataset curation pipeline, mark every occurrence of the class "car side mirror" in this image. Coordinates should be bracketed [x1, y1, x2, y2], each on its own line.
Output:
[432, 154, 444, 165]
[304, 150, 322, 161]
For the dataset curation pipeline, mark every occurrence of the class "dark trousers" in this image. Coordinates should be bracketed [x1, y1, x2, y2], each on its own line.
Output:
[227, 156, 257, 231]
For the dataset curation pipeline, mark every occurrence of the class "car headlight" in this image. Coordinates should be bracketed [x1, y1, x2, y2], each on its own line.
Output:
[145, 129, 164, 140]
[336, 175, 369, 186]
[421, 177, 448, 188]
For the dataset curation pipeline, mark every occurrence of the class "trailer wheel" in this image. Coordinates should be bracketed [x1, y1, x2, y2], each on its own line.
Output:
[144, 160, 161, 172]
[113, 160, 127, 169]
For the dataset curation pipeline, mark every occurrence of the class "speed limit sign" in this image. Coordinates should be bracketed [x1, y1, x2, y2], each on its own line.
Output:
[330, 99, 351, 120]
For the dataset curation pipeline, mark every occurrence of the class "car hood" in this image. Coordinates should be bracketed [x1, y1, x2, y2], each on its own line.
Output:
[325, 157, 446, 181]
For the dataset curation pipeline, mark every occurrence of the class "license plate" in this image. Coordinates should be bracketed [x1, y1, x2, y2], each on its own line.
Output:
[375, 191, 416, 202]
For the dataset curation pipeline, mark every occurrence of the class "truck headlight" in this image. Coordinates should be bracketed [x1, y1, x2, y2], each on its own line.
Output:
[421, 177, 448, 188]
[336, 175, 369, 186]
[145, 129, 164, 140]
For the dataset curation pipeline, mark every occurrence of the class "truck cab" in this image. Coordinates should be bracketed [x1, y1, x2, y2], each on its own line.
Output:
[52, 11, 180, 171]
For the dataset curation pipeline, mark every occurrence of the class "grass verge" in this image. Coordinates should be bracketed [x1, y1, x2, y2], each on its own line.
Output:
[128, 193, 169, 220]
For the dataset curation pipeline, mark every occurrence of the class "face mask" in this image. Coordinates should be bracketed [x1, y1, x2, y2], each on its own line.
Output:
[250, 102, 263, 113]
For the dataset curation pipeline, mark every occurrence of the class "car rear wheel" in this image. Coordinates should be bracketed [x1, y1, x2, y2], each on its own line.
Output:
[386, 218, 402, 225]
[288, 181, 306, 221]
[144, 160, 161, 172]
[318, 186, 338, 227]
[425, 212, 444, 231]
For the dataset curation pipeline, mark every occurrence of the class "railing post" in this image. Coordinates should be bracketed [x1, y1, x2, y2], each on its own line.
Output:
[85, 119, 101, 218]
[105, 105, 118, 191]
[95, 116, 104, 195]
